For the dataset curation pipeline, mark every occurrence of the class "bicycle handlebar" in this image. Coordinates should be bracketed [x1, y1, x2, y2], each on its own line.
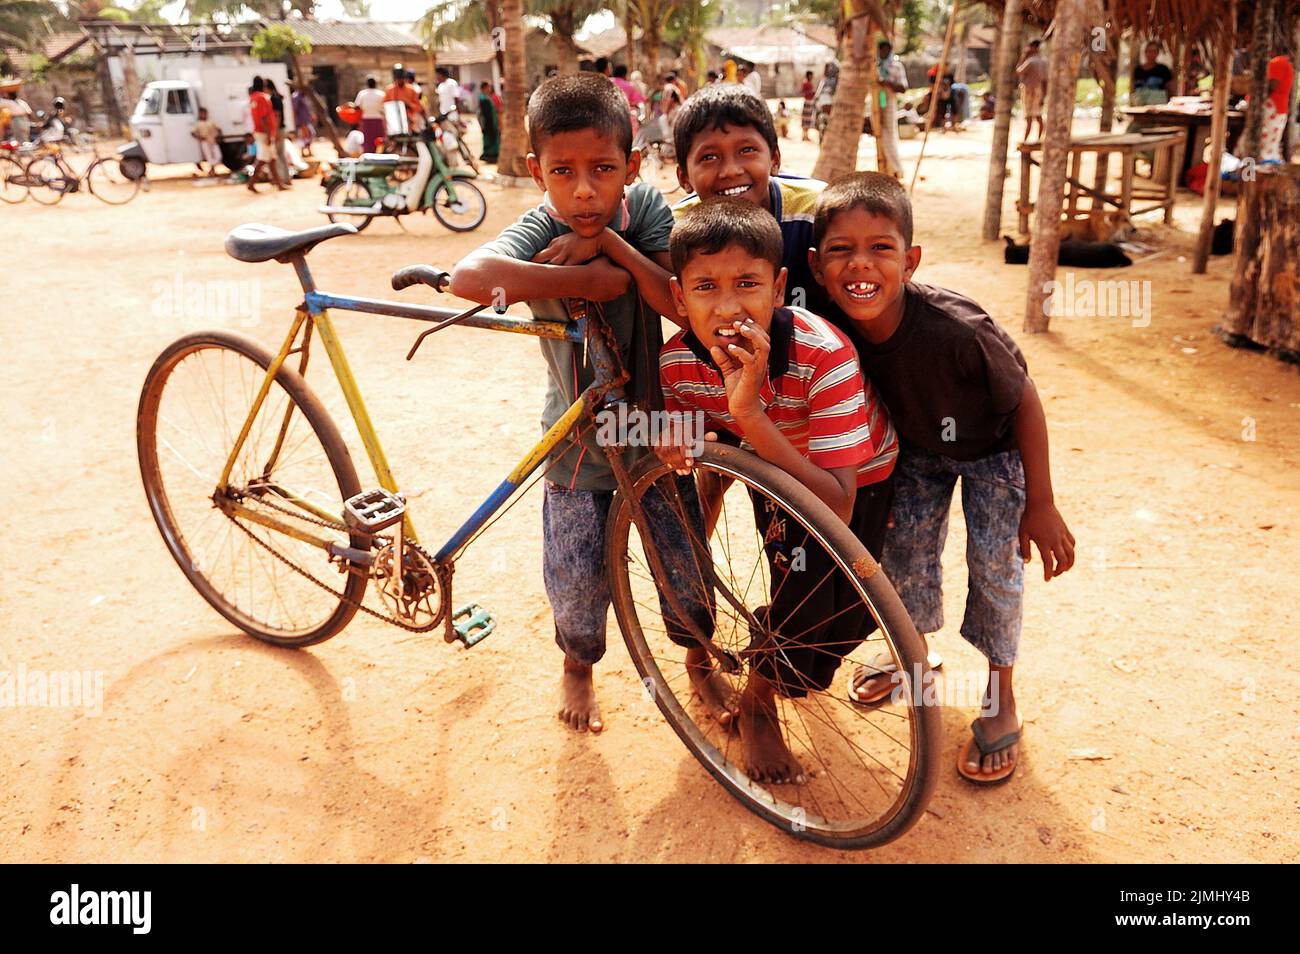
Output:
[391, 265, 451, 293]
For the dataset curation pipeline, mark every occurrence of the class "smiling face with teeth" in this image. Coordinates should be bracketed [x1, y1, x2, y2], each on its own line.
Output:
[679, 123, 780, 212]
[811, 206, 921, 345]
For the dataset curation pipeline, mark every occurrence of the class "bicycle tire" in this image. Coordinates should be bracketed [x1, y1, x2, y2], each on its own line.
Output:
[606, 442, 941, 850]
[137, 329, 367, 647]
[0, 155, 27, 203]
[85, 156, 141, 205]
[24, 155, 68, 205]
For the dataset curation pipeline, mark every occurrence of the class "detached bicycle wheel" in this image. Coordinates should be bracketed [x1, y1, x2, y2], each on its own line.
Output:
[607, 443, 941, 849]
[24, 156, 69, 205]
[0, 155, 27, 203]
[85, 156, 141, 205]
[137, 330, 367, 647]
[431, 179, 486, 232]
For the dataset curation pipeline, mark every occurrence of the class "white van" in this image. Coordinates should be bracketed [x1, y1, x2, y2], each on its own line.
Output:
[129, 63, 294, 169]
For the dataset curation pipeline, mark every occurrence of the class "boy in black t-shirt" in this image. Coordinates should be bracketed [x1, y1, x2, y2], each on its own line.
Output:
[810, 172, 1076, 786]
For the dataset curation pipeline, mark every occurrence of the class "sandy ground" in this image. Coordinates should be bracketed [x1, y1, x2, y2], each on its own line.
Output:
[2, 119, 1298, 864]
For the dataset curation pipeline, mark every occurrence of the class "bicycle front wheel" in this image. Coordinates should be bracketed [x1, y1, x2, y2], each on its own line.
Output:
[85, 156, 141, 205]
[0, 155, 28, 203]
[137, 330, 367, 647]
[607, 442, 941, 850]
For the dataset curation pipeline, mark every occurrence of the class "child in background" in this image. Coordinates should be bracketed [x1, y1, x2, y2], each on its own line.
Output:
[810, 172, 1075, 786]
[191, 107, 222, 176]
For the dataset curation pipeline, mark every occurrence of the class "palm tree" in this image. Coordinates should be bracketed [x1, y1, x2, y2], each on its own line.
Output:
[665, 0, 719, 91]
[626, 0, 676, 84]
[810, 0, 894, 182]
[535, 0, 608, 75]
[496, 0, 530, 176]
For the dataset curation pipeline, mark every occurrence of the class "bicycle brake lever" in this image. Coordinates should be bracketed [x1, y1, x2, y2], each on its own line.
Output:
[405, 303, 488, 360]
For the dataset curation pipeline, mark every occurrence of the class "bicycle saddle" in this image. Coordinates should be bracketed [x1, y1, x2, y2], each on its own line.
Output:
[224, 222, 357, 264]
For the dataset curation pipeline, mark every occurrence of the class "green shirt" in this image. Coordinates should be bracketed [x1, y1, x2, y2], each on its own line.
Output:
[481, 181, 673, 491]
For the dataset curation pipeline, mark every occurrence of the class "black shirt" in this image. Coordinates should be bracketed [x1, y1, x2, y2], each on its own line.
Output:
[1132, 63, 1173, 91]
[832, 282, 1029, 461]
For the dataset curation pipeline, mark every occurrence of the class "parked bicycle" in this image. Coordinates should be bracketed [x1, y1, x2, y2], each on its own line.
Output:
[23, 141, 144, 206]
[136, 222, 940, 849]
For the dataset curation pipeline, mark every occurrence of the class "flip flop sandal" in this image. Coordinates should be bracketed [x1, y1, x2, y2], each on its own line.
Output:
[957, 719, 1023, 786]
[847, 649, 945, 708]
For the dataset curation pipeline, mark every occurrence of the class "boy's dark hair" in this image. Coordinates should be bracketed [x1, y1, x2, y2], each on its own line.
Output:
[669, 198, 784, 277]
[813, 171, 914, 247]
[613, 63, 629, 79]
[673, 82, 778, 167]
[366, 77, 377, 88]
[527, 72, 633, 155]
[251, 76, 264, 93]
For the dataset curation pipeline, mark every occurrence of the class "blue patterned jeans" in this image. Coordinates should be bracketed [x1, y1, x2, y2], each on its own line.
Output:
[881, 444, 1026, 666]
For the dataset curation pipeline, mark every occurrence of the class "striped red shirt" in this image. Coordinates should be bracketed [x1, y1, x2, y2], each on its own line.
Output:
[660, 306, 897, 487]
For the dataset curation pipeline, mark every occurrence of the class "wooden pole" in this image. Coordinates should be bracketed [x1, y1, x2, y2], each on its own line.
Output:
[908, 0, 961, 194]
[1173, 37, 1188, 97]
[1193, 1, 1237, 274]
[982, 0, 1024, 239]
[1024, 0, 1090, 332]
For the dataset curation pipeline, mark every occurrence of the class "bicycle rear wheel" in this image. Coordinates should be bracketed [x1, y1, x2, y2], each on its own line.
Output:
[85, 156, 141, 205]
[607, 443, 941, 849]
[0, 155, 27, 203]
[137, 330, 367, 647]
[24, 155, 69, 205]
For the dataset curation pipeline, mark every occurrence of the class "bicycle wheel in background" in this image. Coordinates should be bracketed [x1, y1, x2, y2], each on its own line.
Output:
[0, 155, 27, 203]
[85, 156, 141, 205]
[431, 179, 486, 232]
[607, 443, 941, 850]
[24, 155, 69, 205]
[137, 330, 368, 647]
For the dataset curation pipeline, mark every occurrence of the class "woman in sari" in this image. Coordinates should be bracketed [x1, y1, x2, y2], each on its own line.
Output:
[477, 81, 500, 163]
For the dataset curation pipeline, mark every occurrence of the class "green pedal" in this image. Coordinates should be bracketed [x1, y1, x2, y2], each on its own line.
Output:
[452, 604, 495, 647]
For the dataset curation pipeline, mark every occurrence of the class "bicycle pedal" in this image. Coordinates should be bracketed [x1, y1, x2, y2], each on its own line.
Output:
[451, 604, 495, 648]
[342, 488, 406, 533]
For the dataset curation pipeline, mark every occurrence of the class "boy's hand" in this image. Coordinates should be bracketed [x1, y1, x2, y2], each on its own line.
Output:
[654, 436, 696, 475]
[1019, 501, 1075, 580]
[580, 257, 633, 301]
[532, 231, 606, 266]
[709, 319, 769, 423]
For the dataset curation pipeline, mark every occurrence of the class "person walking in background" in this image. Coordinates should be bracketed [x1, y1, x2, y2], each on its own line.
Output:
[435, 67, 460, 121]
[1016, 39, 1048, 143]
[247, 77, 287, 192]
[477, 80, 499, 163]
[800, 69, 816, 140]
[385, 64, 426, 132]
[291, 86, 314, 155]
[612, 63, 647, 133]
[740, 62, 763, 99]
[356, 77, 385, 152]
[265, 79, 291, 185]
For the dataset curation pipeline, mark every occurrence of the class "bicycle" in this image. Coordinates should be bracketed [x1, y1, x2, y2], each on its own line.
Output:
[24, 141, 142, 206]
[0, 150, 27, 203]
[136, 222, 941, 849]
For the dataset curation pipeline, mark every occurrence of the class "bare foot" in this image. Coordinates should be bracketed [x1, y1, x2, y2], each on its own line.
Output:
[739, 673, 805, 784]
[557, 656, 603, 733]
[685, 645, 739, 726]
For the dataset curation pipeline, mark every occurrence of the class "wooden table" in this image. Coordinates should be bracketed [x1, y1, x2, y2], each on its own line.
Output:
[1016, 130, 1187, 234]
[1119, 105, 1245, 183]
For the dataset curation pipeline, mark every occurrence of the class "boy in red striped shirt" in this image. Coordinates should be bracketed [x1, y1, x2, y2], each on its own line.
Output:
[658, 199, 898, 783]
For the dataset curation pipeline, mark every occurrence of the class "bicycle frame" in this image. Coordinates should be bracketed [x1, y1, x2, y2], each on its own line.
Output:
[216, 253, 612, 569]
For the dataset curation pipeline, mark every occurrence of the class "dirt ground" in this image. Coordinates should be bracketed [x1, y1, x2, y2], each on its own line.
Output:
[3, 119, 1298, 863]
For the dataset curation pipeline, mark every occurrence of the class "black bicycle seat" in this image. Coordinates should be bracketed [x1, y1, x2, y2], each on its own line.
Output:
[224, 222, 358, 264]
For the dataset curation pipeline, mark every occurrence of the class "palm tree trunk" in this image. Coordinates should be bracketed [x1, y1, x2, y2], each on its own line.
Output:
[552, 12, 581, 75]
[812, 39, 870, 182]
[981, 0, 1023, 239]
[1239, 0, 1275, 157]
[623, 2, 637, 74]
[497, 0, 532, 178]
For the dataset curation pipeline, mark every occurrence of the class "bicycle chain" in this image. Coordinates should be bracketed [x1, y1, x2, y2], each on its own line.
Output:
[219, 492, 444, 633]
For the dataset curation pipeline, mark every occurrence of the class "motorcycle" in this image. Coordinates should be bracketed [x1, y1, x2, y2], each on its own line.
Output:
[319, 122, 486, 234]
